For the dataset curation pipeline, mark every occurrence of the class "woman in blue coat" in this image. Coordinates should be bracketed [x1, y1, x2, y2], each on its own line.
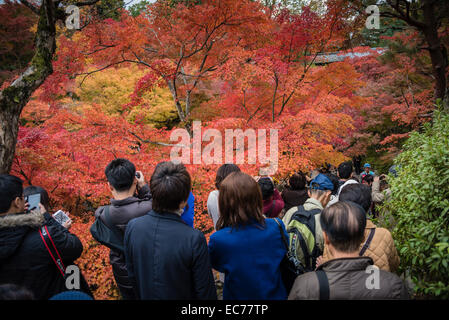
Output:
[208, 172, 288, 300]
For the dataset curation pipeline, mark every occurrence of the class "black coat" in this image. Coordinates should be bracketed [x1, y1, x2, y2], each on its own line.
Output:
[281, 188, 309, 212]
[124, 210, 217, 300]
[93, 184, 152, 299]
[0, 210, 90, 300]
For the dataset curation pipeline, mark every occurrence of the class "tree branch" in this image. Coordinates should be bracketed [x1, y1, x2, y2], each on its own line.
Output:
[75, 0, 101, 7]
[19, 0, 39, 15]
[128, 131, 191, 148]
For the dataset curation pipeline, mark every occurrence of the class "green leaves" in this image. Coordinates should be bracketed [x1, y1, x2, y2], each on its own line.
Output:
[381, 109, 449, 299]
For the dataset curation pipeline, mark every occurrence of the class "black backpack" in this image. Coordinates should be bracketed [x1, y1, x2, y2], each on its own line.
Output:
[90, 206, 124, 253]
[286, 205, 322, 272]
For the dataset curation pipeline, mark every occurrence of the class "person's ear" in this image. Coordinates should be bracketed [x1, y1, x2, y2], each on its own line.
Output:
[179, 200, 187, 210]
[107, 182, 114, 193]
[323, 231, 330, 245]
[12, 197, 23, 212]
[307, 189, 311, 197]
[13, 197, 21, 208]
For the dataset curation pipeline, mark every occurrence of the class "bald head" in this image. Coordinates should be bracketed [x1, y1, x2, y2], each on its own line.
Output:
[320, 201, 367, 253]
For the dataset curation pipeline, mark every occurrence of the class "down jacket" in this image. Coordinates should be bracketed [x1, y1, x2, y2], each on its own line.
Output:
[322, 219, 400, 272]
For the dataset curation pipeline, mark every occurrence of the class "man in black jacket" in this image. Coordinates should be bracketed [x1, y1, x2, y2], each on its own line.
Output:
[94, 158, 152, 300]
[0, 174, 89, 300]
[124, 161, 217, 300]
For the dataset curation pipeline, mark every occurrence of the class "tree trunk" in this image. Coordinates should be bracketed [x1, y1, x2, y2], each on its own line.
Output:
[0, 0, 56, 174]
[166, 78, 193, 135]
[166, 79, 186, 123]
[272, 75, 278, 123]
[422, 0, 448, 110]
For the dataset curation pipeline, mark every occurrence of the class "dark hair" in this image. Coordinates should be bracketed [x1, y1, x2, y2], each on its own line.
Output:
[319, 163, 330, 174]
[24, 186, 50, 212]
[150, 161, 191, 213]
[338, 161, 353, 179]
[289, 172, 306, 190]
[339, 183, 372, 213]
[258, 177, 274, 200]
[0, 284, 34, 300]
[217, 172, 265, 231]
[380, 179, 389, 191]
[215, 164, 240, 190]
[324, 173, 339, 195]
[320, 201, 367, 253]
[0, 174, 23, 214]
[105, 158, 136, 192]
[362, 174, 374, 184]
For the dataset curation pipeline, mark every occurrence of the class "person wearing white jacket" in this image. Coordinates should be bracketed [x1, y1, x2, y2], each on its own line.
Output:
[326, 161, 359, 207]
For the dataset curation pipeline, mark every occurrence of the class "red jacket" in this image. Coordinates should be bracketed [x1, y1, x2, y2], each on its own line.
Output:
[263, 189, 285, 218]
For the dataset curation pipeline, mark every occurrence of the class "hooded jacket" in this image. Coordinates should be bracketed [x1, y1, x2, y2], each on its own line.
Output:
[94, 184, 152, 299]
[327, 179, 359, 207]
[288, 257, 409, 300]
[263, 189, 285, 218]
[0, 210, 87, 300]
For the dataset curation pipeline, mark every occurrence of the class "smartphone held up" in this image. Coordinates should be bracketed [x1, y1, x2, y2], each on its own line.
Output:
[25, 193, 41, 213]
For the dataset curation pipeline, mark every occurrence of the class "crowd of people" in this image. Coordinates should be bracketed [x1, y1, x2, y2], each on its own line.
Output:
[0, 159, 409, 300]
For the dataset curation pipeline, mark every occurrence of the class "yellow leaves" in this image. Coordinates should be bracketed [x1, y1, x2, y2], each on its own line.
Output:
[76, 65, 142, 114]
[127, 86, 178, 128]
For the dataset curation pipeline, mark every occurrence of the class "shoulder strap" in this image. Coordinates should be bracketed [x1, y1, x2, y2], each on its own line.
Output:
[291, 205, 317, 237]
[359, 228, 376, 256]
[39, 225, 67, 279]
[291, 205, 321, 219]
[316, 270, 330, 300]
[293, 205, 307, 216]
[274, 218, 289, 251]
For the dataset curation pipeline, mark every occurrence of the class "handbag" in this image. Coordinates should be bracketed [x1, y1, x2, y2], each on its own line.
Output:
[90, 205, 124, 253]
[274, 218, 305, 294]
